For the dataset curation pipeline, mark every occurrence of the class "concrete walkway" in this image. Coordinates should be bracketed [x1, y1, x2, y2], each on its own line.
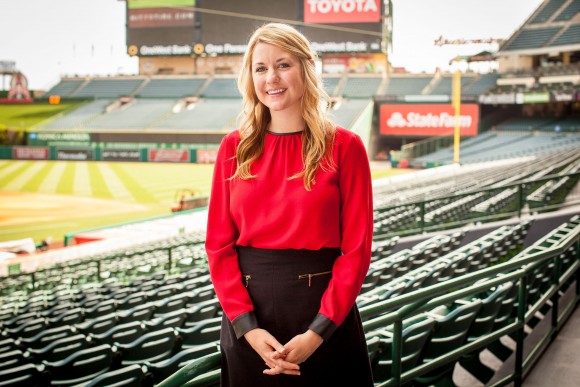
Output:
[523, 304, 580, 386]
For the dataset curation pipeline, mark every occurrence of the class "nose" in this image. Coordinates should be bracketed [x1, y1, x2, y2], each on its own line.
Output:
[266, 68, 279, 84]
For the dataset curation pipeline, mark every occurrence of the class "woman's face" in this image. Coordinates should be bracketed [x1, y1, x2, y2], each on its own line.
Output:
[251, 43, 305, 116]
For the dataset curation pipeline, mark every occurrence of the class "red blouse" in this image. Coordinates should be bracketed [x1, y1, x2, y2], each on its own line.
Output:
[205, 127, 373, 340]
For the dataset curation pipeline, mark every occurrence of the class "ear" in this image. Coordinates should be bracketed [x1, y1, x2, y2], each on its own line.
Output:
[308, 59, 315, 66]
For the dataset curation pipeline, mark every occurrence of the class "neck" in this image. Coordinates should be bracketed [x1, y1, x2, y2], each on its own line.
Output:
[268, 109, 305, 134]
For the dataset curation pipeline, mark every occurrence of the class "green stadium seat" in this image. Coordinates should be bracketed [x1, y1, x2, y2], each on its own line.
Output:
[368, 314, 436, 383]
[458, 282, 514, 383]
[83, 299, 116, 320]
[145, 309, 188, 332]
[144, 343, 219, 384]
[42, 344, 114, 386]
[4, 318, 47, 340]
[0, 363, 43, 387]
[413, 299, 482, 386]
[115, 327, 178, 365]
[28, 334, 89, 363]
[82, 364, 145, 387]
[0, 350, 28, 372]
[89, 321, 146, 346]
[75, 314, 118, 336]
[0, 338, 18, 355]
[116, 304, 155, 325]
[177, 317, 221, 348]
[19, 325, 75, 351]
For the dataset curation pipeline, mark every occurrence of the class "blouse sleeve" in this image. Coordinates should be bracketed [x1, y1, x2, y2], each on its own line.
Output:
[308, 133, 374, 341]
[205, 134, 259, 339]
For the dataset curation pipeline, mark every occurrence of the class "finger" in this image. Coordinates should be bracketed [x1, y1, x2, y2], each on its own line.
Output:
[264, 336, 286, 355]
[274, 359, 300, 370]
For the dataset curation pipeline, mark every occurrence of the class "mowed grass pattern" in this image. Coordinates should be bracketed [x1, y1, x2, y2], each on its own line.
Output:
[0, 160, 215, 243]
[0, 160, 214, 204]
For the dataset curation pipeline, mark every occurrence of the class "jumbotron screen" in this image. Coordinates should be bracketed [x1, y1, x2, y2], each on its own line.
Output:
[126, 0, 383, 57]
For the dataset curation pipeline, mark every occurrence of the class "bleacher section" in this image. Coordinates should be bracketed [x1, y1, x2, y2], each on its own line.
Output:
[150, 99, 241, 131]
[85, 99, 177, 130]
[73, 79, 145, 99]
[200, 78, 240, 98]
[414, 132, 580, 165]
[429, 74, 477, 95]
[554, 0, 580, 21]
[530, 0, 567, 24]
[321, 75, 342, 97]
[329, 99, 371, 129]
[45, 79, 85, 97]
[463, 73, 501, 95]
[384, 76, 432, 96]
[341, 76, 383, 98]
[503, 27, 562, 51]
[550, 23, 580, 46]
[136, 78, 206, 98]
[41, 100, 112, 130]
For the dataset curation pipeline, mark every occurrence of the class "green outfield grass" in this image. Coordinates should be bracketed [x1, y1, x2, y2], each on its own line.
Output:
[0, 160, 406, 244]
[0, 101, 85, 129]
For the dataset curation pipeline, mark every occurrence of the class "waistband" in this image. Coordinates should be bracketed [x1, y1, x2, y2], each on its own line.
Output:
[235, 246, 341, 277]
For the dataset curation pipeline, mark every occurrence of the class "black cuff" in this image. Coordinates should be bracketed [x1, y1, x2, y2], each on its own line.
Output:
[308, 313, 338, 341]
[231, 311, 259, 339]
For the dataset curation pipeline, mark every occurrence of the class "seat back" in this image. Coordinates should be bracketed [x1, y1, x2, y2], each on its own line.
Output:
[83, 364, 145, 387]
[29, 334, 89, 363]
[370, 315, 436, 382]
[44, 344, 113, 386]
[178, 317, 222, 347]
[422, 299, 481, 361]
[145, 343, 219, 384]
[90, 321, 146, 346]
[116, 327, 177, 365]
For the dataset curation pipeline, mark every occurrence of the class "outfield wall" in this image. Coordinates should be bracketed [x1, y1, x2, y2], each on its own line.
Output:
[0, 145, 220, 163]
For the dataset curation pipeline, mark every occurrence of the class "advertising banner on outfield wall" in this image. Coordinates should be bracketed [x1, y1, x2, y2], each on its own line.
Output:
[304, 0, 381, 23]
[380, 104, 479, 136]
[57, 149, 94, 161]
[12, 147, 49, 160]
[148, 149, 190, 162]
[128, 0, 195, 28]
[196, 149, 219, 164]
[101, 149, 142, 162]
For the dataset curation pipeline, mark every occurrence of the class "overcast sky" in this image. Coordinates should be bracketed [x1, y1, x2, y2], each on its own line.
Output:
[0, 0, 544, 90]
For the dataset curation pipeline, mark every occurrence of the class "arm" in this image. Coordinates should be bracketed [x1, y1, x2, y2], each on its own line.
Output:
[205, 134, 258, 338]
[308, 133, 373, 341]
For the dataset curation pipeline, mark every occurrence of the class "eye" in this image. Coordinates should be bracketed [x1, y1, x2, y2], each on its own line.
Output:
[278, 63, 290, 69]
[255, 66, 266, 73]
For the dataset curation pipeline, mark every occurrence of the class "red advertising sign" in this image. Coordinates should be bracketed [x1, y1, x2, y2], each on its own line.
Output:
[148, 149, 190, 163]
[196, 149, 219, 164]
[304, 0, 381, 23]
[380, 104, 479, 136]
[13, 147, 49, 160]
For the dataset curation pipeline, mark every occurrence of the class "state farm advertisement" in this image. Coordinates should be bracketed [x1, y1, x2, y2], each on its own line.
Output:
[304, 0, 381, 23]
[380, 104, 479, 136]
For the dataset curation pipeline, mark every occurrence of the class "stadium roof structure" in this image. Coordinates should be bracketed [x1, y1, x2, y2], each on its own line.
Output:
[499, 0, 580, 55]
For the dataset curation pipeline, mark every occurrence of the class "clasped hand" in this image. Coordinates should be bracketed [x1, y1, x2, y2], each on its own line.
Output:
[244, 328, 323, 376]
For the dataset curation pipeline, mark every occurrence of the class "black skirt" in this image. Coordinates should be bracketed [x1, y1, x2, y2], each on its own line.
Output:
[220, 247, 374, 387]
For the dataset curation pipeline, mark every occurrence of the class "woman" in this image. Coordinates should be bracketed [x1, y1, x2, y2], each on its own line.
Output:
[205, 23, 374, 386]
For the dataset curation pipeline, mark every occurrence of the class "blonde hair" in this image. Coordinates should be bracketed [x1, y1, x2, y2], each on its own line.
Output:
[235, 23, 335, 190]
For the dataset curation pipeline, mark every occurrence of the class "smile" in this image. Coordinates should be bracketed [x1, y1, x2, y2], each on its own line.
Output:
[266, 88, 287, 95]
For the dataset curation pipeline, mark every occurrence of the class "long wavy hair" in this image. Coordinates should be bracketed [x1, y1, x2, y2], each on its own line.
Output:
[234, 23, 335, 191]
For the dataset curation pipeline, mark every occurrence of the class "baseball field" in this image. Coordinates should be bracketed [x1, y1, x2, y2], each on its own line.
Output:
[0, 160, 402, 245]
